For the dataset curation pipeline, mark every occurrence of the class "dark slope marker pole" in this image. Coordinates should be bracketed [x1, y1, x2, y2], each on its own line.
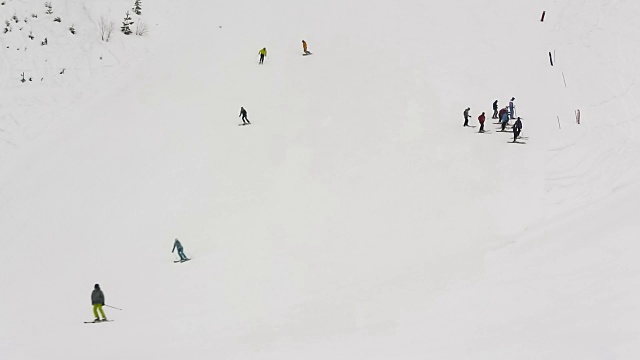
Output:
[541, 11, 546, 22]
[549, 52, 554, 66]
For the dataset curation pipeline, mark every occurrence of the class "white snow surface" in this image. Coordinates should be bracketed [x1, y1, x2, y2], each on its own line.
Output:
[1, 0, 639, 358]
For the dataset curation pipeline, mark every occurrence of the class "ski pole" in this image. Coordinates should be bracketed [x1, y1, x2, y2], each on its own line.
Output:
[104, 304, 123, 311]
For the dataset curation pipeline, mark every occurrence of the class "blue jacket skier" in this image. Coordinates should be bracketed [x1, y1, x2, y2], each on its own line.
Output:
[500, 110, 509, 131]
[172, 238, 188, 261]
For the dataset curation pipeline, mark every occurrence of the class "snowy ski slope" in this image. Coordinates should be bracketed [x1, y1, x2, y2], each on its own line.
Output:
[1, 0, 639, 359]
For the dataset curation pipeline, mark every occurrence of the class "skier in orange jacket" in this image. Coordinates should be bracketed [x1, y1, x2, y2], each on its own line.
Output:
[302, 40, 311, 55]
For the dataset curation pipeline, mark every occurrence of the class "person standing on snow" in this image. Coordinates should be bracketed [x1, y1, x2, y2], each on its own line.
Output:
[258, 47, 267, 64]
[91, 284, 107, 322]
[512, 117, 523, 142]
[239, 107, 250, 125]
[509, 97, 516, 119]
[302, 40, 311, 55]
[463, 107, 471, 127]
[478, 112, 486, 133]
[498, 107, 507, 123]
[172, 238, 188, 261]
[500, 109, 509, 131]
[492, 100, 499, 119]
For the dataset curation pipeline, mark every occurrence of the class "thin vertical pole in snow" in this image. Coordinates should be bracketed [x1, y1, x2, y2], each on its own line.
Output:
[562, 72, 567, 87]
[576, 109, 581, 124]
[549, 52, 554, 66]
[541, 11, 546, 22]
[557, 116, 561, 129]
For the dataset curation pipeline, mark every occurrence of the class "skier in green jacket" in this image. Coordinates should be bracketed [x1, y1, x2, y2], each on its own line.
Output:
[258, 47, 267, 64]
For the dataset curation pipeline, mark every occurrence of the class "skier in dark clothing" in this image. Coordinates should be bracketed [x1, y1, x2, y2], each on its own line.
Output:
[172, 238, 188, 261]
[478, 112, 486, 133]
[463, 107, 471, 127]
[492, 100, 499, 119]
[512, 117, 523, 142]
[239, 107, 250, 124]
[91, 284, 107, 322]
[509, 97, 516, 119]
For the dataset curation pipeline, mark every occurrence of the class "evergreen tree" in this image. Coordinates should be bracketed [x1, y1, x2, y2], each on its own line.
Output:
[133, 0, 142, 15]
[121, 11, 133, 35]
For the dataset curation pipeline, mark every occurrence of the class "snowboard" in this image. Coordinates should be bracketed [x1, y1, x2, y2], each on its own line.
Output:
[174, 258, 191, 263]
[84, 320, 113, 324]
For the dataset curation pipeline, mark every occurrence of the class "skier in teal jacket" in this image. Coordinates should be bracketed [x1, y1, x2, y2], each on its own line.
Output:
[172, 238, 188, 261]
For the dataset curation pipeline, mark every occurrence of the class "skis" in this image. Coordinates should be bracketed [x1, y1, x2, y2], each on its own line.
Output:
[84, 320, 113, 324]
[303, 52, 313, 56]
[174, 258, 191, 263]
[238, 123, 251, 126]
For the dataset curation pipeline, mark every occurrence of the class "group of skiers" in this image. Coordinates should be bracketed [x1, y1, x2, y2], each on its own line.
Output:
[464, 97, 523, 143]
[89, 238, 189, 322]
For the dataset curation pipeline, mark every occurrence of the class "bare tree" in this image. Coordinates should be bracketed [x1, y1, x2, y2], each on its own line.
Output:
[99, 16, 114, 42]
[135, 20, 148, 36]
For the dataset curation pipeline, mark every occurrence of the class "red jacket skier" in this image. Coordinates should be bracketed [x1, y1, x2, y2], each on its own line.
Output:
[478, 112, 486, 133]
